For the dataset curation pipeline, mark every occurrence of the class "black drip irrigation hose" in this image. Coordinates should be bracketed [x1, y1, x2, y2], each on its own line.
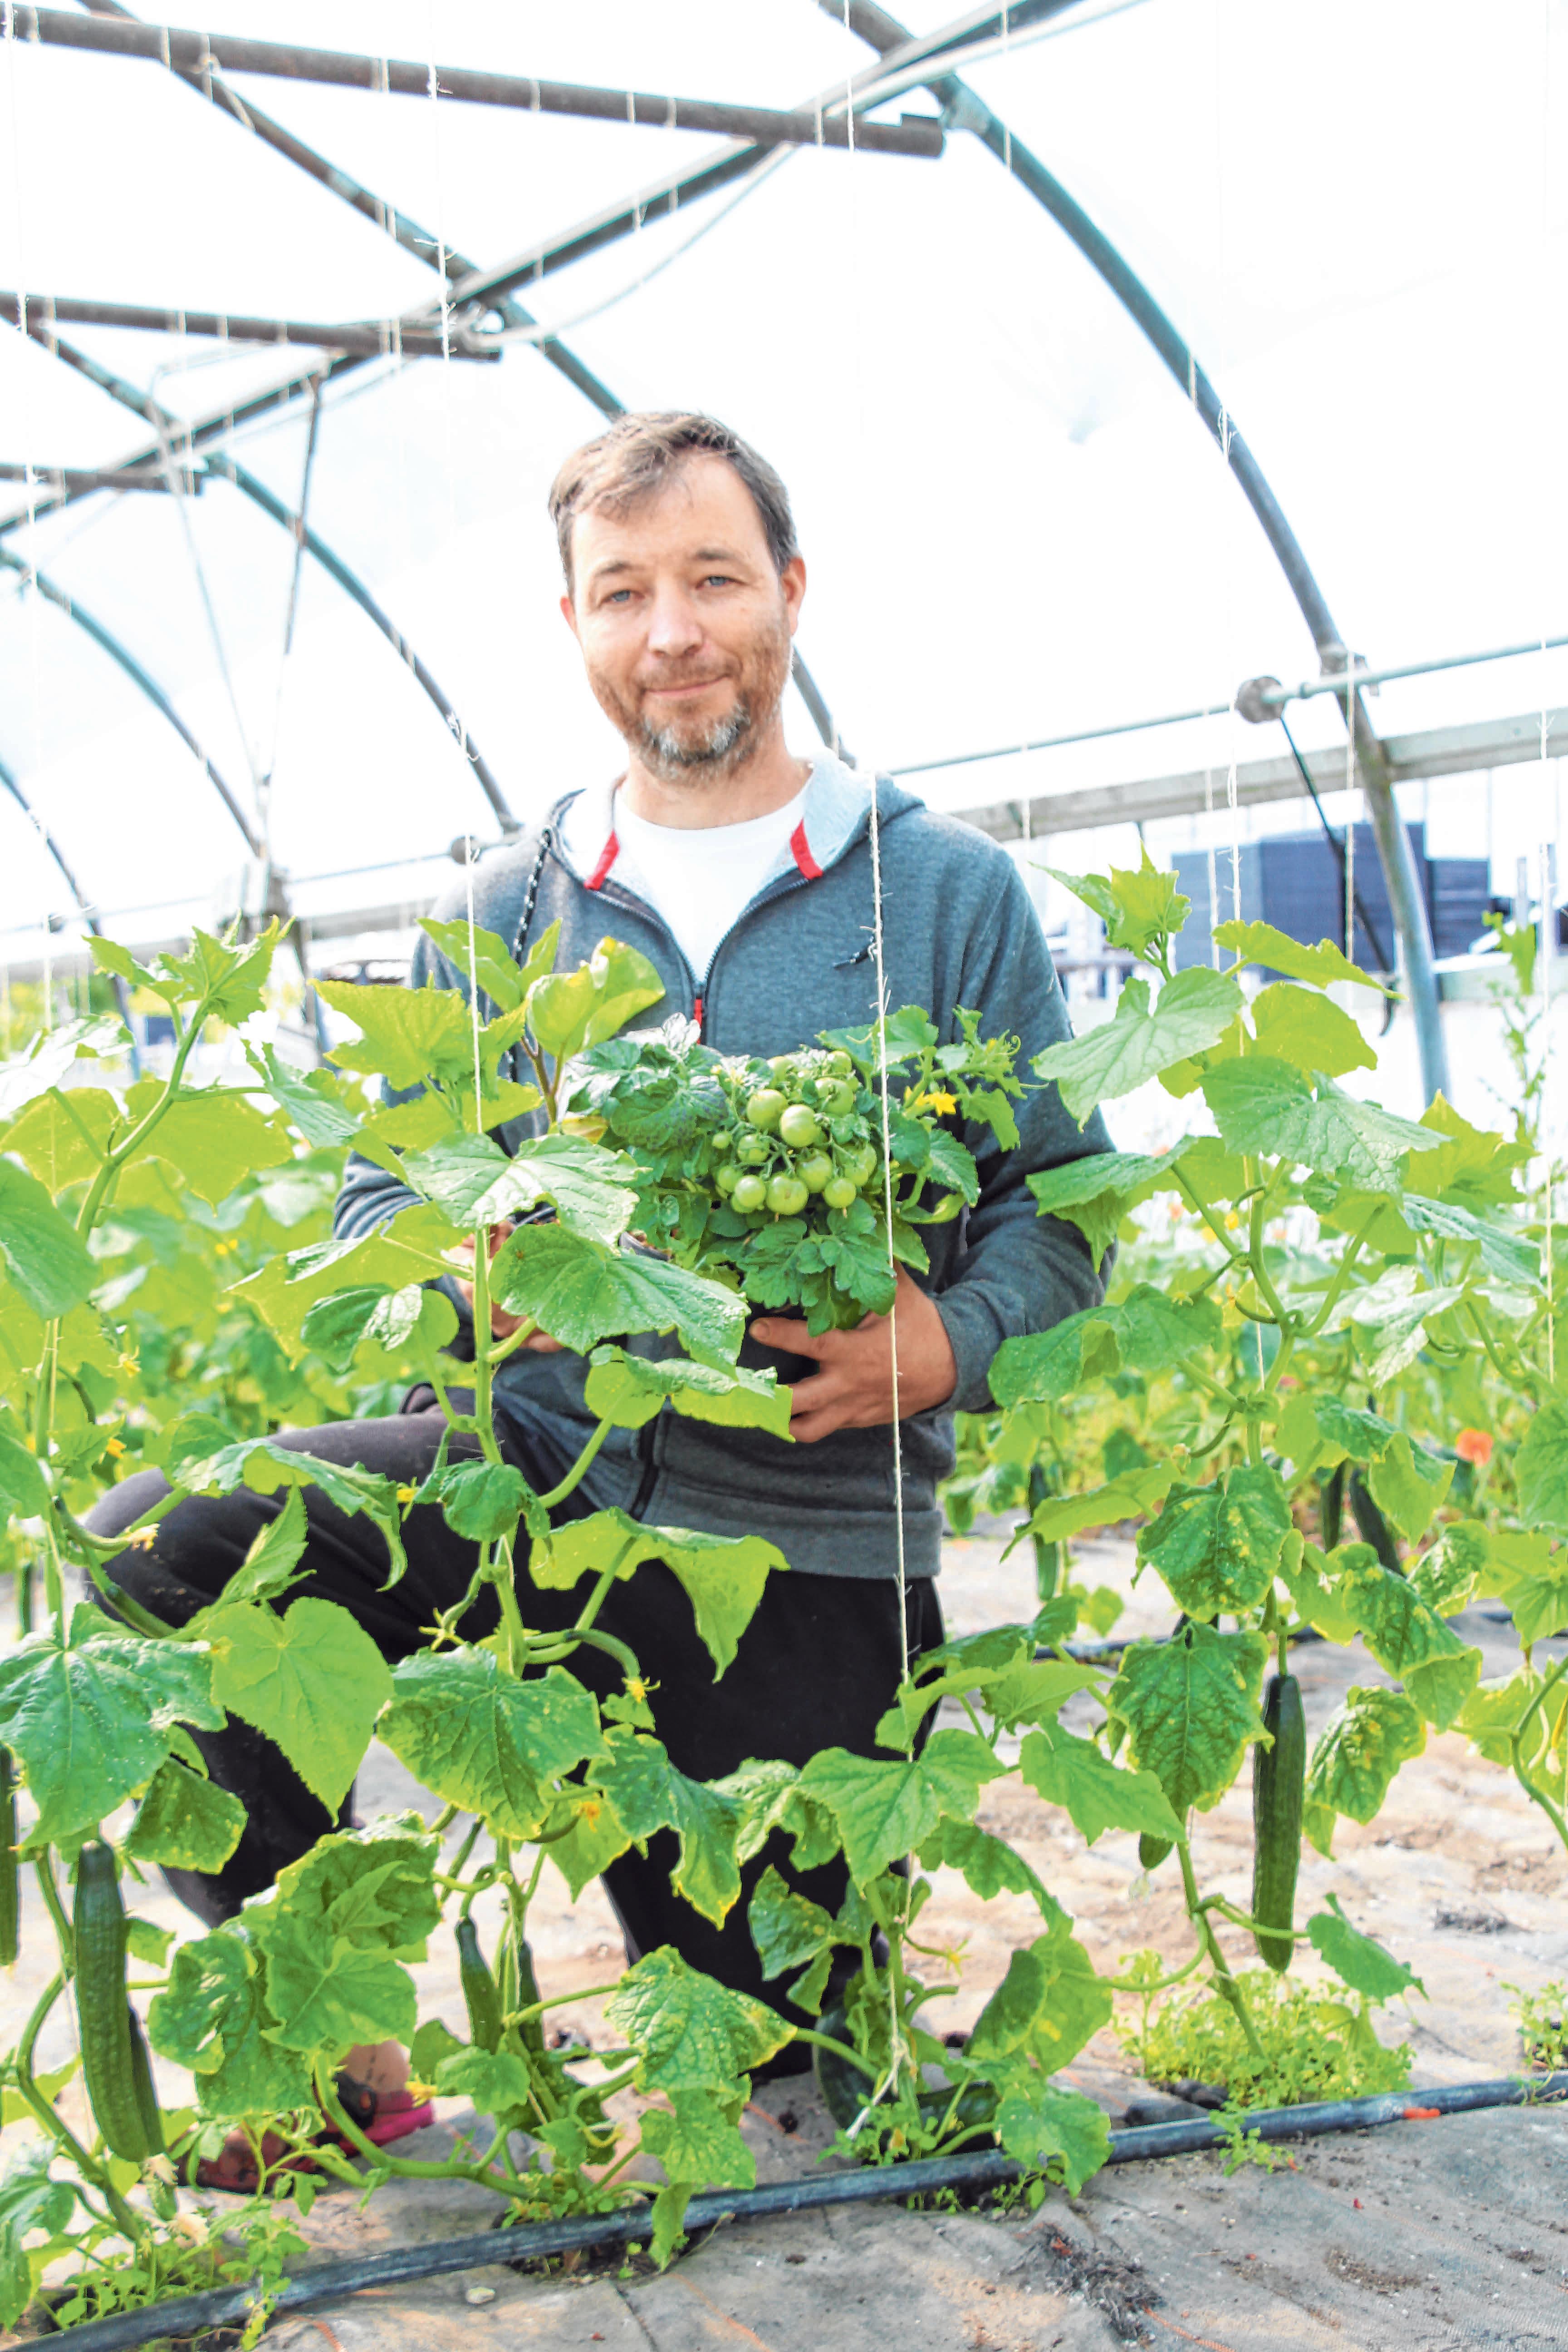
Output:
[43, 2072, 1568, 2352]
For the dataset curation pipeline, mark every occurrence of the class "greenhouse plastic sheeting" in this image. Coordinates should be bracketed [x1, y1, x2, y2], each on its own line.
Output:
[1, 0, 1566, 947]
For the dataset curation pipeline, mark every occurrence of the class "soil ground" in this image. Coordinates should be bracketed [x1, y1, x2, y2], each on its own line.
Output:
[8, 1528, 1568, 2349]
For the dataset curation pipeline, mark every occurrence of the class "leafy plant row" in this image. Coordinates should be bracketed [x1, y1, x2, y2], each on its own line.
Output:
[0, 862, 1559, 2332]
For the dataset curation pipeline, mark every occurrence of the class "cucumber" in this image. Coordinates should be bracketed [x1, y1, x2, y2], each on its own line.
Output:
[1348, 1471, 1402, 1575]
[0, 1749, 18, 1967]
[73, 1842, 150, 2164]
[456, 1916, 503, 2053]
[512, 1928, 547, 2063]
[127, 2002, 166, 2156]
[1138, 1833, 1174, 1872]
[1251, 1673, 1306, 1973]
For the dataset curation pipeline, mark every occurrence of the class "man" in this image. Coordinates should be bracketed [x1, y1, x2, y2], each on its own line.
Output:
[98, 411, 1111, 2140]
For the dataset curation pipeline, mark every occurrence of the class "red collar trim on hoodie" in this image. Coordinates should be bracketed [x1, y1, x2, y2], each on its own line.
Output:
[585, 832, 620, 892]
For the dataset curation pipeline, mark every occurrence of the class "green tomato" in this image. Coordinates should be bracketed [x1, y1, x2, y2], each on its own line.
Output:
[799, 1152, 834, 1194]
[746, 1088, 787, 1132]
[736, 1132, 770, 1166]
[824, 1050, 854, 1077]
[847, 1143, 880, 1188]
[823, 1175, 858, 1210]
[819, 1080, 857, 1117]
[766, 1173, 810, 1216]
[714, 1162, 741, 1195]
[778, 1103, 823, 1149]
[731, 1174, 767, 1213]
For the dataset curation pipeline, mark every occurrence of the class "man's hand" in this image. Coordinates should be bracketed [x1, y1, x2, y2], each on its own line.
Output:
[454, 1224, 565, 1352]
[750, 1271, 956, 1444]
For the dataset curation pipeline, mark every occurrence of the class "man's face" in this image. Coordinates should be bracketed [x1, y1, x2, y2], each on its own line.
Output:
[562, 455, 805, 790]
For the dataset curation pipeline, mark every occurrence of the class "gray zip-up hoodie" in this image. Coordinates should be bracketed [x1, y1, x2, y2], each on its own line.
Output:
[334, 755, 1113, 1580]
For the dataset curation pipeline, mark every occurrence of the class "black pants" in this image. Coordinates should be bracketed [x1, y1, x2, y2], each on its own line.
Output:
[90, 1396, 940, 2029]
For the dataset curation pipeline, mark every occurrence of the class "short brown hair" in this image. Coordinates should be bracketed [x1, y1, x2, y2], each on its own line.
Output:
[548, 411, 798, 591]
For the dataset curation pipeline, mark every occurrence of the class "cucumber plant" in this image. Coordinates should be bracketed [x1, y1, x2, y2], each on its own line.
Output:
[0, 858, 1553, 2334]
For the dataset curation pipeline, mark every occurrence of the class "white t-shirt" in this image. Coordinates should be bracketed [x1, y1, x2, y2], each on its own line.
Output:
[611, 785, 809, 983]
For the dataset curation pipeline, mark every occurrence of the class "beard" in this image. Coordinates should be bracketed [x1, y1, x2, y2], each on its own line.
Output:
[591, 606, 793, 790]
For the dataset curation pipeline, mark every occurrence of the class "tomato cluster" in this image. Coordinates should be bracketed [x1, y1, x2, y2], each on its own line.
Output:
[711, 1047, 881, 1221]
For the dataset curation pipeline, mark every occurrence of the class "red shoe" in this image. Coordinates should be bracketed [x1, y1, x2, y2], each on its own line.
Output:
[193, 2076, 436, 2193]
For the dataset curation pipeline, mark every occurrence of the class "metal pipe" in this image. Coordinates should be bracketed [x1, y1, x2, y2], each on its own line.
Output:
[38, 2071, 1568, 2352]
[441, 1, 1066, 313]
[0, 752, 142, 1068]
[75, 0, 623, 421]
[0, 291, 490, 360]
[1257, 631, 1568, 710]
[202, 453, 519, 836]
[892, 700, 1226, 778]
[0, 460, 187, 495]
[0, 548, 260, 855]
[827, 0, 1450, 1102]
[14, 10, 942, 153]
[5, 320, 519, 834]
[60, 0, 851, 759]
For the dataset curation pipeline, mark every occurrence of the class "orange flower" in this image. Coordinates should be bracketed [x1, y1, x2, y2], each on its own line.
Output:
[1455, 1428, 1493, 1467]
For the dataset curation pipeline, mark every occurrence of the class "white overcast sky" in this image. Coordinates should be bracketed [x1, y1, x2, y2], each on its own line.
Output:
[1, 0, 1567, 952]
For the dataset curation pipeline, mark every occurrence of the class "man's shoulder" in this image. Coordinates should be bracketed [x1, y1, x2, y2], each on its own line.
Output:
[878, 790, 1025, 892]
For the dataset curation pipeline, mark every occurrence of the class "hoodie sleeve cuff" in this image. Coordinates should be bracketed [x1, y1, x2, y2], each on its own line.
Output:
[931, 1289, 1004, 1417]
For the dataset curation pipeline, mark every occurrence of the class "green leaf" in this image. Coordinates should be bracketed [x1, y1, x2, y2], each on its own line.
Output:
[1365, 1435, 1453, 1546]
[1012, 1465, 1174, 1552]
[248, 1042, 365, 1150]
[299, 1282, 449, 1374]
[255, 1928, 417, 2057]
[1276, 1536, 1362, 1644]
[587, 1730, 743, 1925]
[989, 1284, 1220, 1407]
[0, 1156, 98, 1316]
[748, 1864, 836, 1981]
[165, 1421, 407, 1587]
[1017, 1719, 1181, 1846]
[0, 1408, 49, 1519]
[1515, 1396, 1568, 1533]
[1025, 1145, 1191, 1271]
[125, 1082, 292, 1205]
[417, 1457, 531, 1543]
[604, 1947, 791, 2092]
[1248, 982, 1375, 1076]
[492, 1223, 745, 1366]
[149, 926, 282, 1021]
[1032, 968, 1243, 1126]
[1106, 1625, 1269, 1816]
[1336, 1555, 1480, 1727]
[319, 980, 475, 1089]
[1137, 1465, 1292, 1618]
[583, 1347, 791, 1441]
[419, 916, 530, 1013]
[991, 2072, 1110, 2194]
[796, 1730, 1003, 1885]
[527, 936, 666, 1061]
[0, 2139, 76, 2329]
[204, 1597, 393, 1814]
[431, 2043, 532, 2118]
[1475, 1529, 1568, 1647]
[713, 1757, 842, 1874]
[1046, 848, 1189, 960]
[125, 1758, 246, 1874]
[1302, 1685, 1426, 1856]
[404, 1130, 638, 1247]
[219, 1486, 311, 1609]
[1202, 1059, 1442, 1190]
[1213, 920, 1393, 995]
[0, 1609, 220, 1846]
[1410, 1518, 1489, 1618]
[379, 1651, 604, 1839]
[916, 1817, 1050, 1911]
[2, 1085, 118, 1190]
[1306, 1894, 1424, 2005]
[148, 1928, 314, 2119]
[530, 1506, 784, 1680]
[640, 2087, 755, 2192]
[268, 1813, 440, 1955]
[1304, 1396, 1400, 1466]
[967, 1916, 1112, 2072]
[1400, 1193, 1540, 1289]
